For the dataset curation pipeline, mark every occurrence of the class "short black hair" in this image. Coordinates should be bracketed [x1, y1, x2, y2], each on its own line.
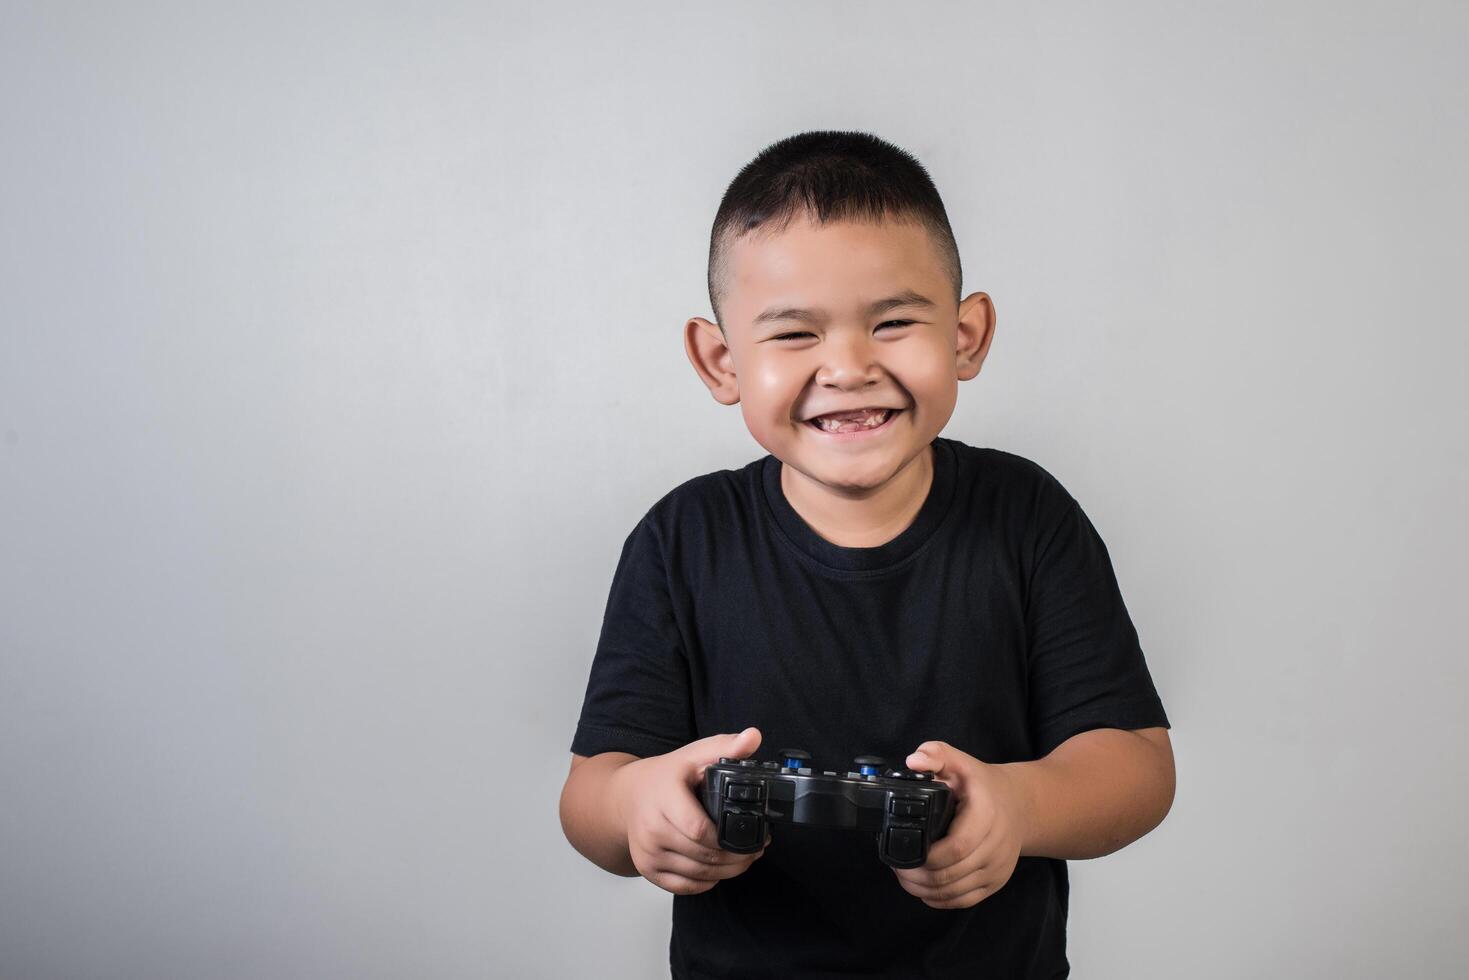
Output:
[707, 130, 963, 329]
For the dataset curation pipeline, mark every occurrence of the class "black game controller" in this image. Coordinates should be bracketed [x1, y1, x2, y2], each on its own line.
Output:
[701, 749, 956, 869]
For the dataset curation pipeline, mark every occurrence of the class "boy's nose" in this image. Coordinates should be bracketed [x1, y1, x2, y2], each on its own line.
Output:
[815, 335, 881, 389]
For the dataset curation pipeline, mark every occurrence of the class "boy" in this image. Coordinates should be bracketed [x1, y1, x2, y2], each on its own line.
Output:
[559, 130, 1174, 979]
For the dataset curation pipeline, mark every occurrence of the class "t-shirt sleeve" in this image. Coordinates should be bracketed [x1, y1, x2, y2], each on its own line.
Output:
[569, 514, 696, 760]
[1024, 489, 1170, 758]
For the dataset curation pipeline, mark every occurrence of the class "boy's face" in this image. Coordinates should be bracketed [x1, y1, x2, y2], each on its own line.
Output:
[686, 213, 994, 498]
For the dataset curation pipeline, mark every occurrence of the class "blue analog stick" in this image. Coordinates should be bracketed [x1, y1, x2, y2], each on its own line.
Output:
[779, 748, 812, 770]
[854, 755, 887, 777]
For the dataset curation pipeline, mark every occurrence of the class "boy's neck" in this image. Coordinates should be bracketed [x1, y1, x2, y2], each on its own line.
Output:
[779, 443, 935, 549]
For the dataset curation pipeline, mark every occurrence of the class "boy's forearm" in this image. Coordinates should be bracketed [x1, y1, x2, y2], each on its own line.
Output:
[559, 752, 641, 877]
[997, 727, 1175, 861]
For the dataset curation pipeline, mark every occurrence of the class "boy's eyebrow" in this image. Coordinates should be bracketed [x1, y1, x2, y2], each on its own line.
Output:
[752, 289, 938, 326]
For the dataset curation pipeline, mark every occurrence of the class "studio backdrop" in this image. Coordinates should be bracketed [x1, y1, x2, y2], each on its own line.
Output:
[1, 2, 1465, 977]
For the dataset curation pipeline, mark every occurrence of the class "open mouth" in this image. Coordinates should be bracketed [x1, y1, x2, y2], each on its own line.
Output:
[804, 408, 902, 437]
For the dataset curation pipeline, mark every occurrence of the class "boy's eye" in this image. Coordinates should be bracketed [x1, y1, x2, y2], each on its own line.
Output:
[772, 321, 914, 342]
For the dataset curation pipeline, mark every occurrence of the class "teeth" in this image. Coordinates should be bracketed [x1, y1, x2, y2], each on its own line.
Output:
[813, 409, 892, 432]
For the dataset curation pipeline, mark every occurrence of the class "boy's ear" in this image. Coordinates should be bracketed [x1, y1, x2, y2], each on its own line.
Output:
[684, 316, 741, 406]
[956, 291, 997, 381]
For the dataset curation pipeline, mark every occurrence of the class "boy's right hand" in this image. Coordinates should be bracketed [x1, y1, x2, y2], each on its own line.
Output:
[613, 726, 771, 895]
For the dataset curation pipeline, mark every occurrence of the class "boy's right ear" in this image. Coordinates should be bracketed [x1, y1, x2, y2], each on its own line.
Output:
[684, 316, 741, 406]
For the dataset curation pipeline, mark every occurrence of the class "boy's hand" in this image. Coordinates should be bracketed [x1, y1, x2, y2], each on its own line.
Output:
[612, 726, 771, 896]
[891, 740, 1028, 909]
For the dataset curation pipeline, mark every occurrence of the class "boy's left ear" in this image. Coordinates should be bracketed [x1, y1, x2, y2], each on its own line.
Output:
[684, 316, 741, 406]
[955, 292, 996, 381]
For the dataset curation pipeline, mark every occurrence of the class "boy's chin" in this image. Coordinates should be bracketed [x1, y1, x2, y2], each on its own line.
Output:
[779, 436, 918, 486]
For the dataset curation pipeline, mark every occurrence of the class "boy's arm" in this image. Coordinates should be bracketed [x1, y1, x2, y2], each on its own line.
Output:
[999, 726, 1175, 860]
[560, 752, 641, 877]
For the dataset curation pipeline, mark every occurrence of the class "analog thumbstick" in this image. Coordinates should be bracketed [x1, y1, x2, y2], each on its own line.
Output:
[779, 748, 812, 770]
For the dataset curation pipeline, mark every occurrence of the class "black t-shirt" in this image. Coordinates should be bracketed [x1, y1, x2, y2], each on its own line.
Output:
[569, 435, 1170, 979]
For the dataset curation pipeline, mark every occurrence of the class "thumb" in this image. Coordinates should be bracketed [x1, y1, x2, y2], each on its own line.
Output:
[906, 740, 971, 798]
[906, 740, 954, 778]
[682, 726, 763, 772]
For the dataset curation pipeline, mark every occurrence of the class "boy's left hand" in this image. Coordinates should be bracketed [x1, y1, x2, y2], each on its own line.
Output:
[891, 740, 1029, 909]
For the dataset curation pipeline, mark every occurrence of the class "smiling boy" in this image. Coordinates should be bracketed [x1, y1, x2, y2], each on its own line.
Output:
[559, 130, 1174, 978]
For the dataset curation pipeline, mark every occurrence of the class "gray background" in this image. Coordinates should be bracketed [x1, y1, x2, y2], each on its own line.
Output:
[2, 2, 1465, 977]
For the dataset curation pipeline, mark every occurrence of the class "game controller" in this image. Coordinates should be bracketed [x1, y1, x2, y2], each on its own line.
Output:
[701, 749, 956, 869]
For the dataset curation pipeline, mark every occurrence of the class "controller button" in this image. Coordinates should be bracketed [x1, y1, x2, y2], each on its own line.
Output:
[780, 749, 812, 769]
[890, 797, 927, 818]
[737, 759, 756, 766]
[760, 761, 779, 769]
[722, 812, 762, 849]
[885, 827, 924, 864]
[726, 782, 763, 802]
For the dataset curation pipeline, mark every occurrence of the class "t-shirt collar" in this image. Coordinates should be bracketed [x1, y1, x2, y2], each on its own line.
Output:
[760, 437, 958, 574]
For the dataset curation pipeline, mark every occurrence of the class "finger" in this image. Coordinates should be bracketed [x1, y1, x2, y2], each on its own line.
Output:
[660, 809, 773, 865]
[896, 860, 992, 903]
[654, 843, 766, 882]
[919, 819, 995, 872]
[896, 863, 986, 900]
[921, 882, 993, 909]
[648, 871, 717, 896]
[895, 837, 991, 890]
[907, 744, 968, 796]
[661, 798, 729, 849]
[908, 801, 994, 873]
[907, 741, 955, 769]
[907, 748, 944, 775]
[682, 727, 763, 783]
[907, 749, 961, 789]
